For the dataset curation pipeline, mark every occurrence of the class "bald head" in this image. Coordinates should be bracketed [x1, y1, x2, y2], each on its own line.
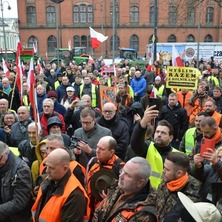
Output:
[81, 94, 91, 107]
[46, 148, 70, 181]
[102, 102, 116, 120]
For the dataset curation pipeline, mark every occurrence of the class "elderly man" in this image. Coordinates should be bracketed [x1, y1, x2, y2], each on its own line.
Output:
[64, 94, 101, 136]
[146, 152, 201, 221]
[18, 122, 40, 167]
[73, 108, 112, 167]
[8, 106, 32, 146]
[40, 98, 66, 136]
[92, 157, 157, 222]
[86, 136, 124, 219]
[97, 102, 130, 160]
[0, 141, 33, 222]
[32, 148, 89, 222]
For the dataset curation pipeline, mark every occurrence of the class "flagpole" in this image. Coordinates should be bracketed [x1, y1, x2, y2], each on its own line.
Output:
[112, 0, 116, 64]
[9, 72, 18, 110]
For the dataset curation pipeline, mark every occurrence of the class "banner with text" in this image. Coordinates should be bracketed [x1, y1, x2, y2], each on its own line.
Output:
[166, 66, 199, 90]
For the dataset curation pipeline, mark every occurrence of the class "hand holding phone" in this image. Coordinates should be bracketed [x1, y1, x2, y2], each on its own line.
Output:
[200, 138, 215, 157]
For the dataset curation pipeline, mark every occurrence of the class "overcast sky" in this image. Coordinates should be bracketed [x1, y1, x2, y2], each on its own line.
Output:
[2, 0, 18, 18]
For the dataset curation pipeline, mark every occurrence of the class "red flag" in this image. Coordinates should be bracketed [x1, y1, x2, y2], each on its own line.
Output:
[172, 45, 184, 67]
[16, 42, 23, 100]
[27, 57, 36, 109]
[146, 59, 152, 72]
[37, 58, 44, 75]
[150, 86, 157, 98]
[89, 27, 108, 49]
[2, 58, 10, 77]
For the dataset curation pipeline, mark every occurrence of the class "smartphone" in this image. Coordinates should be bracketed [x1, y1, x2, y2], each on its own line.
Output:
[200, 138, 215, 157]
[77, 100, 88, 106]
[149, 98, 160, 111]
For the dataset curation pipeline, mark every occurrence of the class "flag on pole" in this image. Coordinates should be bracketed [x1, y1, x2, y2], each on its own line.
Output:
[172, 45, 184, 67]
[45, 52, 48, 63]
[2, 58, 10, 77]
[16, 41, 23, 95]
[33, 42, 38, 53]
[146, 58, 152, 72]
[89, 27, 108, 49]
[37, 58, 44, 75]
[150, 86, 157, 98]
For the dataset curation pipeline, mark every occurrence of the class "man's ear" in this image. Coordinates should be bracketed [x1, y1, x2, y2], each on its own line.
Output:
[169, 134, 174, 143]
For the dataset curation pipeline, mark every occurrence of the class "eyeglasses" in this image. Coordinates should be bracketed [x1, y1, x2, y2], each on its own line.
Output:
[103, 110, 114, 114]
[80, 120, 94, 125]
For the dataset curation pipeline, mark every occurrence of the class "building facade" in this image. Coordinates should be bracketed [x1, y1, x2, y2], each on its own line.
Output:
[17, 0, 222, 60]
[0, 18, 19, 51]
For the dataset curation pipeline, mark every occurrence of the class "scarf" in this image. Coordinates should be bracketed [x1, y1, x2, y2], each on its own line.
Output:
[167, 172, 188, 191]
[208, 127, 222, 145]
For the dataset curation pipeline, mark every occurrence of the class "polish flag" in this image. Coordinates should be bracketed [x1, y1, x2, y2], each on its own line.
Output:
[37, 58, 44, 75]
[172, 45, 184, 67]
[150, 86, 157, 98]
[33, 42, 38, 53]
[89, 27, 108, 49]
[146, 58, 152, 72]
[2, 58, 10, 77]
[16, 41, 23, 97]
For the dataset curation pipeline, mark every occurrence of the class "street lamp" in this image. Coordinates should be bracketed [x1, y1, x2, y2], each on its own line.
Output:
[0, 0, 11, 61]
[50, 0, 64, 65]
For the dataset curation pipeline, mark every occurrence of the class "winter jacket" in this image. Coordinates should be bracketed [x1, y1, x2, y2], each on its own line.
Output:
[146, 175, 201, 221]
[93, 181, 157, 222]
[158, 103, 189, 141]
[190, 160, 222, 201]
[73, 123, 112, 167]
[0, 152, 33, 222]
[97, 115, 130, 160]
[56, 83, 72, 103]
[130, 76, 146, 97]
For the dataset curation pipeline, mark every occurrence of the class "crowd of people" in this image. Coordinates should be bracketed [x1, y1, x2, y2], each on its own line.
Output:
[0, 57, 222, 222]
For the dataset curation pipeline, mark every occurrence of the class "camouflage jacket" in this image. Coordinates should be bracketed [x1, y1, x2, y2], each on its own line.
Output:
[92, 180, 157, 222]
[146, 175, 201, 222]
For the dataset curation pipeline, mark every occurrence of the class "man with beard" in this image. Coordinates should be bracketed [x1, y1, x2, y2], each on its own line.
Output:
[204, 98, 222, 127]
[130, 106, 179, 190]
[179, 112, 209, 154]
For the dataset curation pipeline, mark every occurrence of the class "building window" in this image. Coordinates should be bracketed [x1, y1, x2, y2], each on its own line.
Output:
[167, 34, 176, 42]
[186, 34, 195, 42]
[27, 6, 36, 24]
[130, 35, 139, 51]
[81, 35, 87, 47]
[46, 6, 56, 24]
[110, 1, 119, 25]
[47, 35, 57, 53]
[130, 6, 139, 23]
[110, 35, 120, 52]
[73, 4, 93, 23]
[204, 34, 213, 42]
[27, 36, 38, 48]
[187, 7, 195, 25]
[149, 6, 155, 24]
[74, 35, 80, 47]
[206, 7, 214, 23]
[168, 6, 177, 25]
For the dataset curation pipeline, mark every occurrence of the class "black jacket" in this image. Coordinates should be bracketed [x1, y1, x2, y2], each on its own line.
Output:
[158, 103, 189, 140]
[0, 152, 33, 222]
[97, 115, 129, 160]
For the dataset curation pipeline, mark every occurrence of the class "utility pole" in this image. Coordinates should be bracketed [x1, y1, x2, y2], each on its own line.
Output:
[153, 0, 158, 62]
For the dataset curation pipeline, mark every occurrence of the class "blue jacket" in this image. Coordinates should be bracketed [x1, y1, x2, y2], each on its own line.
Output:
[130, 76, 146, 97]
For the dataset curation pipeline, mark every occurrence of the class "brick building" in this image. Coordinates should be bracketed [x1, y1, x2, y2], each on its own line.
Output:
[18, 0, 222, 60]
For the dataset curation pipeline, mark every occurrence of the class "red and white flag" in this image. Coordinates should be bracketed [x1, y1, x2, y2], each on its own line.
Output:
[89, 27, 108, 49]
[37, 58, 44, 75]
[150, 86, 157, 98]
[2, 58, 10, 77]
[146, 58, 152, 72]
[33, 42, 38, 53]
[172, 45, 184, 67]
[16, 41, 23, 99]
